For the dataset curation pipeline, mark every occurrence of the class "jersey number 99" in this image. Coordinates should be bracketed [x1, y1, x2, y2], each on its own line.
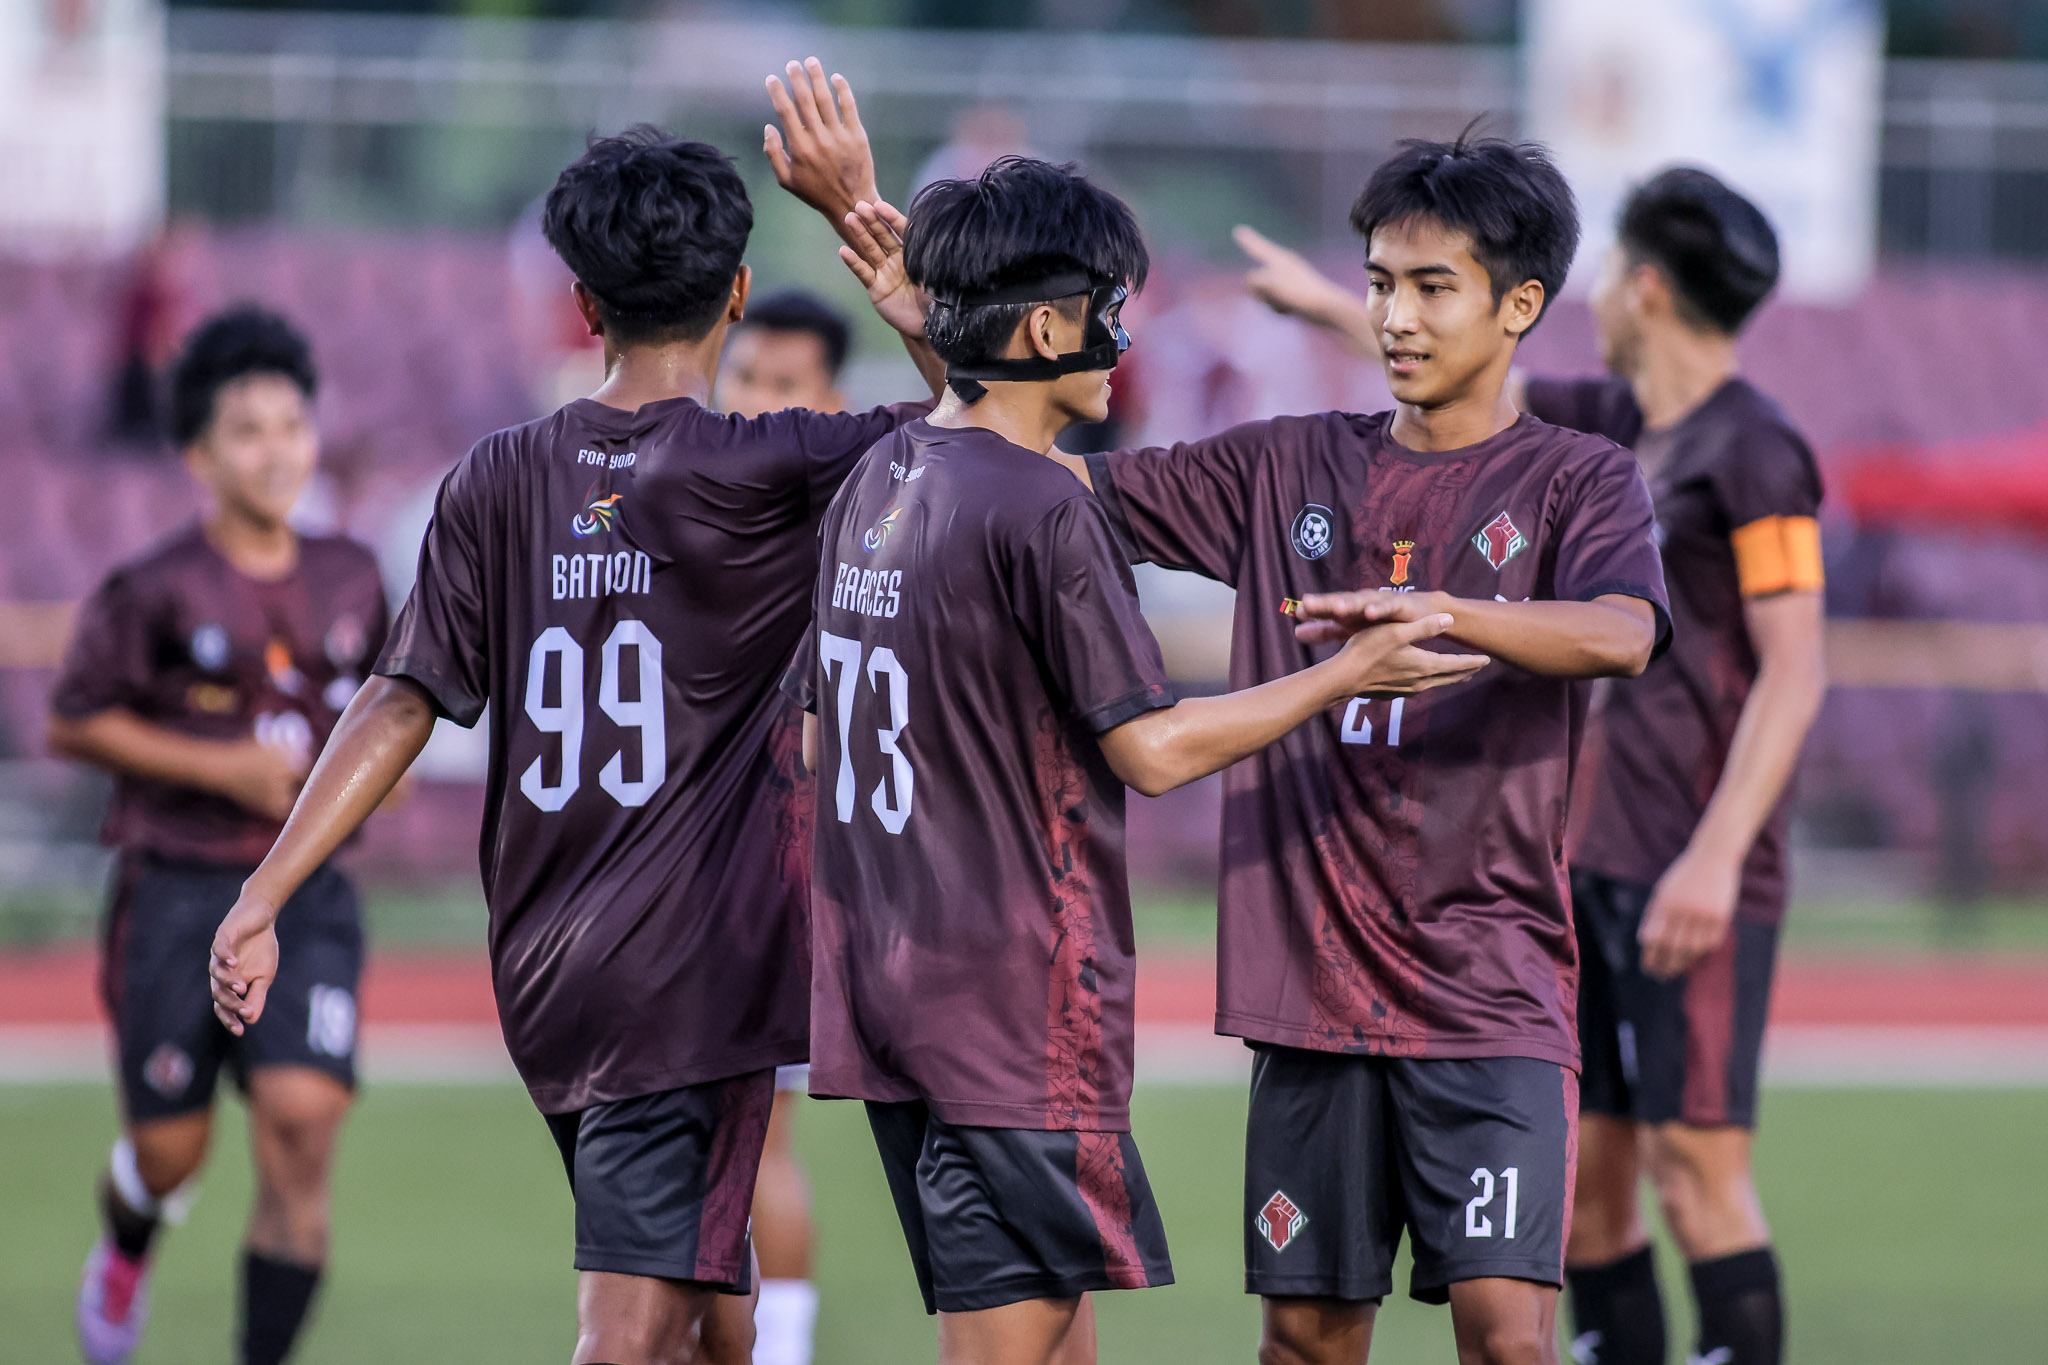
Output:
[518, 622, 666, 811]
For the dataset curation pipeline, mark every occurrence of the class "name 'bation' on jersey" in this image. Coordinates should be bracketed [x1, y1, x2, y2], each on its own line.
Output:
[832, 560, 902, 618]
[551, 550, 653, 601]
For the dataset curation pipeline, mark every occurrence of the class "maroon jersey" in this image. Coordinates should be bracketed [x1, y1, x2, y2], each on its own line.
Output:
[1089, 412, 1669, 1068]
[51, 526, 388, 866]
[784, 421, 1174, 1131]
[1526, 376, 1823, 922]
[377, 395, 926, 1114]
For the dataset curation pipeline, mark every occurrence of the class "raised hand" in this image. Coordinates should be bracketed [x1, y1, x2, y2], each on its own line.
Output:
[1235, 225, 1349, 319]
[765, 57, 877, 234]
[839, 198, 927, 340]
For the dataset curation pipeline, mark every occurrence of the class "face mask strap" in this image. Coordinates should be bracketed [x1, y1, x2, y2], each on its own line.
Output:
[942, 279, 1129, 390]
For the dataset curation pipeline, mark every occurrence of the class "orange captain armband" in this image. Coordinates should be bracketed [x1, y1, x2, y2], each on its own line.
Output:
[1730, 516, 1825, 596]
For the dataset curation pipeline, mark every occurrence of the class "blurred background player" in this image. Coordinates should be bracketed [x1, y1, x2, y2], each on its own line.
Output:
[719, 288, 851, 421]
[1522, 169, 1826, 1365]
[50, 306, 388, 1365]
[789, 158, 1485, 1365]
[207, 63, 943, 1365]
[715, 284, 856, 1365]
[1233, 165, 1826, 1365]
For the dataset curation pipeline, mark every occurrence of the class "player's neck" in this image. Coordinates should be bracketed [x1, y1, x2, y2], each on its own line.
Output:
[203, 507, 299, 581]
[927, 386, 1072, 457]
[1628, 330, 1740, 433]
[586, 335, 723, 413]
[1390, 381, 1521, 453]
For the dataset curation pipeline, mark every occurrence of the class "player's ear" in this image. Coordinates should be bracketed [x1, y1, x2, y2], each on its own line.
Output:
[727, 265, 752, 324]
[1632, 261, 1671, 320]
[1023, 302, 1062, 361]
[1502, 278, 1544, 338]
[570, 280, 605, 338]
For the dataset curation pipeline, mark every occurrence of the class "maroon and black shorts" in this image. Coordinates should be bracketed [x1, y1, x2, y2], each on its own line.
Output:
[1571, 867, 1780, 1129]
[1243, 1045, 1577, 1304]
[544, 1070, 775, 1291]
[865, 1098, 1174, 1314]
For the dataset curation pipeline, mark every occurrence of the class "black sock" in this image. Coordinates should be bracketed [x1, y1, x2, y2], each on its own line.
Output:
[1689, 1246, 1783, 1365]
[239, 1249, 323, 1365]
[100, 1174, 160, 1261]
[1565, 1245, 1667, 1365]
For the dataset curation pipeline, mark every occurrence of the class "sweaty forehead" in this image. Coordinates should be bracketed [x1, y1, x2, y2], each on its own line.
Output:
[1365, 215, 1486, 279]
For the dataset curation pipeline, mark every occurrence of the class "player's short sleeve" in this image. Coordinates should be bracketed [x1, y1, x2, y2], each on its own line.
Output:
[1553, 445, 1674, 659]
[1523, 375, 1644, 448]
[797, 400, 936, 517]
[376, 455, 491, 727]
[1014, 497, 1177, 734]
[1712, 424, 1826, 598]
[1083, 420, 1277, 584]
[50, 569, 154, 719]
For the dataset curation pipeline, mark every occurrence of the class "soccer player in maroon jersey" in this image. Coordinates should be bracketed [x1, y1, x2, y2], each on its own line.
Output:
[207, 92, 946, 1365]
[786, 160, 1487, 1365]
[1235, 168, 1825, 1365]
[715, 286, 856, 1365]
[51, 306, 388, 1365]
[1072, 138, 1671, 1365]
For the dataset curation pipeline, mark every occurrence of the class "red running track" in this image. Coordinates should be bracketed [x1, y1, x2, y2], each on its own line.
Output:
[3, 947, 2046, 1029]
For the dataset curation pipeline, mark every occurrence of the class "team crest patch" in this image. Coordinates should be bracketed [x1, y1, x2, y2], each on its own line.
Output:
[143, 1042, 193, 1098]
[862, 508, 902, 552]
[1390, 539, 1415, 586]
[572, 485, 623, 538]
[1256, 1189, 1307, 1252]
[1291, 504, 1336, 560]
[1472, 511, 1527, 570]
[189, 623, 229, 672]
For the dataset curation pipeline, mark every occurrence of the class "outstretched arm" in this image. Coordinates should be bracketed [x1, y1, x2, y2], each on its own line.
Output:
[209, 676, 437, 1032]
[1293, 589, 1657, 679]
[1098, 613, 1487, 796]
[765, 58, 943, 393]
[1234, 226, 1378, 359]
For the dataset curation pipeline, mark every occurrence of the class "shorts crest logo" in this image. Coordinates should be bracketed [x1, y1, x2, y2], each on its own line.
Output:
[863, 508, 902, 552]
[1256, 1189, 1307, 1252]
[1291, 504, 1336, 560]
[143, 1042, 193, 1099]
[1390, 539, 1415, 586]
[572, 485, 624, 538]
[1472, 511, 1527, 570]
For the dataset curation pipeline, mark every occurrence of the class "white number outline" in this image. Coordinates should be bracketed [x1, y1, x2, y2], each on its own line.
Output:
[597, 620, 665, 807]
[818, 631, 864, 824]
[1339, 696, 1404, 747]
[867, 646, 914, 834]
[519, 626, 584, 811]
[1464, 1166, 1520, 1239]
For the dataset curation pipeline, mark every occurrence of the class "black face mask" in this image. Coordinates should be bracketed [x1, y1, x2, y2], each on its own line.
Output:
[941, 271, 1130, 388]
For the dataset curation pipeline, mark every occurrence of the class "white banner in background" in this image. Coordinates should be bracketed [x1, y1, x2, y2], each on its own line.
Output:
[0, 0, 165, 258]
[1524, 0, 1884, 303]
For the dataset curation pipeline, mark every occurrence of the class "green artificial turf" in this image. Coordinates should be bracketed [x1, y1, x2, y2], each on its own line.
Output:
[1, 1082, 2042, 1363]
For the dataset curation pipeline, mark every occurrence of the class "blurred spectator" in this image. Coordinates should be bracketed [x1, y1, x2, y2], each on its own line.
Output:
[101, 225, 198, 449]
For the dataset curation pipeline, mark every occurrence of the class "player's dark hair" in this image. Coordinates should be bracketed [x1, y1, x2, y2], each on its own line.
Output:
[904, 156, 1148, 384]
[542, 125, 753, 347]
[168, 304, 318, 447]
[1350, 129, 1579, 330]
[737, 289, 852, 379]
[1617, 167, 1780, 335]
